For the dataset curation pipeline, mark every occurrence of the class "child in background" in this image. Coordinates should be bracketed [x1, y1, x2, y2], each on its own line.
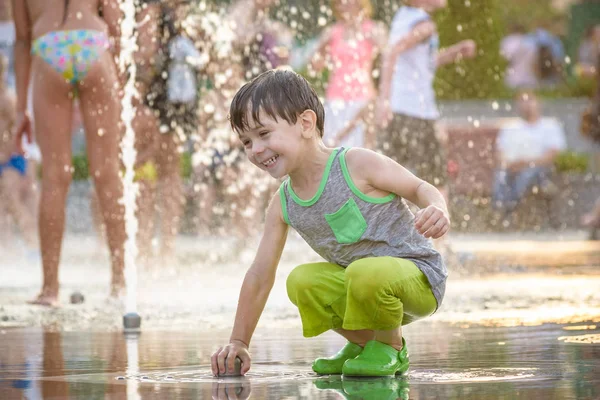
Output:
[211, 70, 449, 378]
[376, 0, 476, 193]
[0, 54, 37, 252]
[311, 0, 387, 149]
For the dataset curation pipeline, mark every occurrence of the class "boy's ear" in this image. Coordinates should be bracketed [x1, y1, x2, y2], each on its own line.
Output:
[299, 110, 317, 139]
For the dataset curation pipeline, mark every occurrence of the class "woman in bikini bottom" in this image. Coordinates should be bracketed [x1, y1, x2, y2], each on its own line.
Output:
[31, 29, 109, 84]
[13, 0, 126, 306]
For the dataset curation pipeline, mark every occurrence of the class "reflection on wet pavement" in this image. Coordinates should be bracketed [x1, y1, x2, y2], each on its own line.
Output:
[0, 321, 598, 399]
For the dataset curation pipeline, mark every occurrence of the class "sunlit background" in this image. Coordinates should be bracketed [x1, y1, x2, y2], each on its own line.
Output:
[0, 0, 599, 399]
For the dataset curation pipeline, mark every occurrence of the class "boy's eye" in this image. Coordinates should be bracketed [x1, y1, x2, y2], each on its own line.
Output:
[242, 140, 251, 148]
[259, 131, 270, 137]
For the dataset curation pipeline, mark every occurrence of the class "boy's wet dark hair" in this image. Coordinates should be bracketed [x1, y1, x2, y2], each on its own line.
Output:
[230, 69, 325, 137]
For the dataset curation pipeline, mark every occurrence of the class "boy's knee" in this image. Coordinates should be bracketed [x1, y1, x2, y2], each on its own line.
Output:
[286, 263, 322, 303]
[345, 259, 389, 294]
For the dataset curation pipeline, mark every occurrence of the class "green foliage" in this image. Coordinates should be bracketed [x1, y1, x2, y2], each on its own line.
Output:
[72, 154, 90, 181]
[434, 0, 509, 100]
[181, 151, 193, 180]
[499, 0, 562, 32]
[533, 77, 596, 99]
[554, 151, 589, 173]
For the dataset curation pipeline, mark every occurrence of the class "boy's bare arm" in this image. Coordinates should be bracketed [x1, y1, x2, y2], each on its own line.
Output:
[211, 191, 289, 376]
[345, 148, 449, 238]
[229, 192, 288, 346]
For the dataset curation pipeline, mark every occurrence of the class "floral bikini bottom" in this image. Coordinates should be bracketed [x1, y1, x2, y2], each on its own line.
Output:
[31, 29, 109, 84]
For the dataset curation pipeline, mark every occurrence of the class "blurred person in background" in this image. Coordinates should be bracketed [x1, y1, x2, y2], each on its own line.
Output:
[90, 0, 161, 264]
[493, 91, 566, 212]
[578, 33, 600, 238]
[12, 0, 125, 305]
[577, 24, 600, 77]
[530, 23, 565, 86]
[146, 0, 205, 261]
[310, 0, 387, 150]
[501, 23, 539, 88]
[376, 0, 476, 203]
[0, 54, 38, 253]
[229, 0, 293, 80]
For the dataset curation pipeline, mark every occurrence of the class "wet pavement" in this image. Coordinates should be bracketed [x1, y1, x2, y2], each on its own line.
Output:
[0, 321, 599, 399]
[1, 233, 600, 398]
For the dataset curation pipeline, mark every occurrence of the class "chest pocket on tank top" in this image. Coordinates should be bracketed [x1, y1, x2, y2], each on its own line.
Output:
[324, 198, 367, 244]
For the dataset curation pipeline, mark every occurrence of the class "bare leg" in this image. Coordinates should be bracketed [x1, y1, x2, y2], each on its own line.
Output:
[197, 180, 216, 236]
[1, 170, 38, 248]
[21, 160, 40, 225]
[334, 328, 374, 347]
[89, 190, 107, 249]
[0, 184, 14, 251]
[29, 58, 74, 306]
[136, 178, 156, 264]
[78, 53, 126, 297]
[374, 326, 404, 351]
[156, 132, 183, 259]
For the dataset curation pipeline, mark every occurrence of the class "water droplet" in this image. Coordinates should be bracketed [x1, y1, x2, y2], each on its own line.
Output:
[492, 101, 499, 110]
[457, 24, 463, 32]
[318, 17, 327, 26]
[98, 128, 105, 137]
[76, 12, 82, 20]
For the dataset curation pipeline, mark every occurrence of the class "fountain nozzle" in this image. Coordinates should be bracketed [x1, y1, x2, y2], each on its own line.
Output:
[123, 312, 141, 333]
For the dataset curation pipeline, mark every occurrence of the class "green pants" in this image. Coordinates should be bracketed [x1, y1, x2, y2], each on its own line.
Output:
[286, 257, 437, 337]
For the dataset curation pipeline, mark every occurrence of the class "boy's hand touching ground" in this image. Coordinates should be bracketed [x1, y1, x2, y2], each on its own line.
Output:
[211, 340, 251, 376]
[414, 205, 450, 239]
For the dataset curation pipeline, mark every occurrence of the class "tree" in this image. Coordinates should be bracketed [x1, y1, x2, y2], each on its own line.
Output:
[434, 0, 508, 99]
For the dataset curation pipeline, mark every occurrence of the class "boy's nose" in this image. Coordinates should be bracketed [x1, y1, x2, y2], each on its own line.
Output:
[252, 141, 265, 154]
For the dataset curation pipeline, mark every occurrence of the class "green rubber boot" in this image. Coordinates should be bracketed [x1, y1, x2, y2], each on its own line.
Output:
[342, 339, 409, 377]
[312, 342, 363, 375]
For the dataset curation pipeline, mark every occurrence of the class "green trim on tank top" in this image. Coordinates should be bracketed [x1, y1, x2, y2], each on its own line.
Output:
[339, 148, 396, 204]
[279, 182, 291, 225]
[287, 148, 341, 207]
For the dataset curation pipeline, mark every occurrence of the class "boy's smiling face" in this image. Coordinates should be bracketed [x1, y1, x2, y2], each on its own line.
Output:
[238, 109, 306, 179]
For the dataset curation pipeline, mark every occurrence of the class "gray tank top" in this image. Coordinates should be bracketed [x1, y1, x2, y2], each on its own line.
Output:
[279, 148, 447, 308]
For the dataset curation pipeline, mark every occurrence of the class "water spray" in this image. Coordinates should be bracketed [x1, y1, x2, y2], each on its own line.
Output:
[118, 0, 141, 333]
